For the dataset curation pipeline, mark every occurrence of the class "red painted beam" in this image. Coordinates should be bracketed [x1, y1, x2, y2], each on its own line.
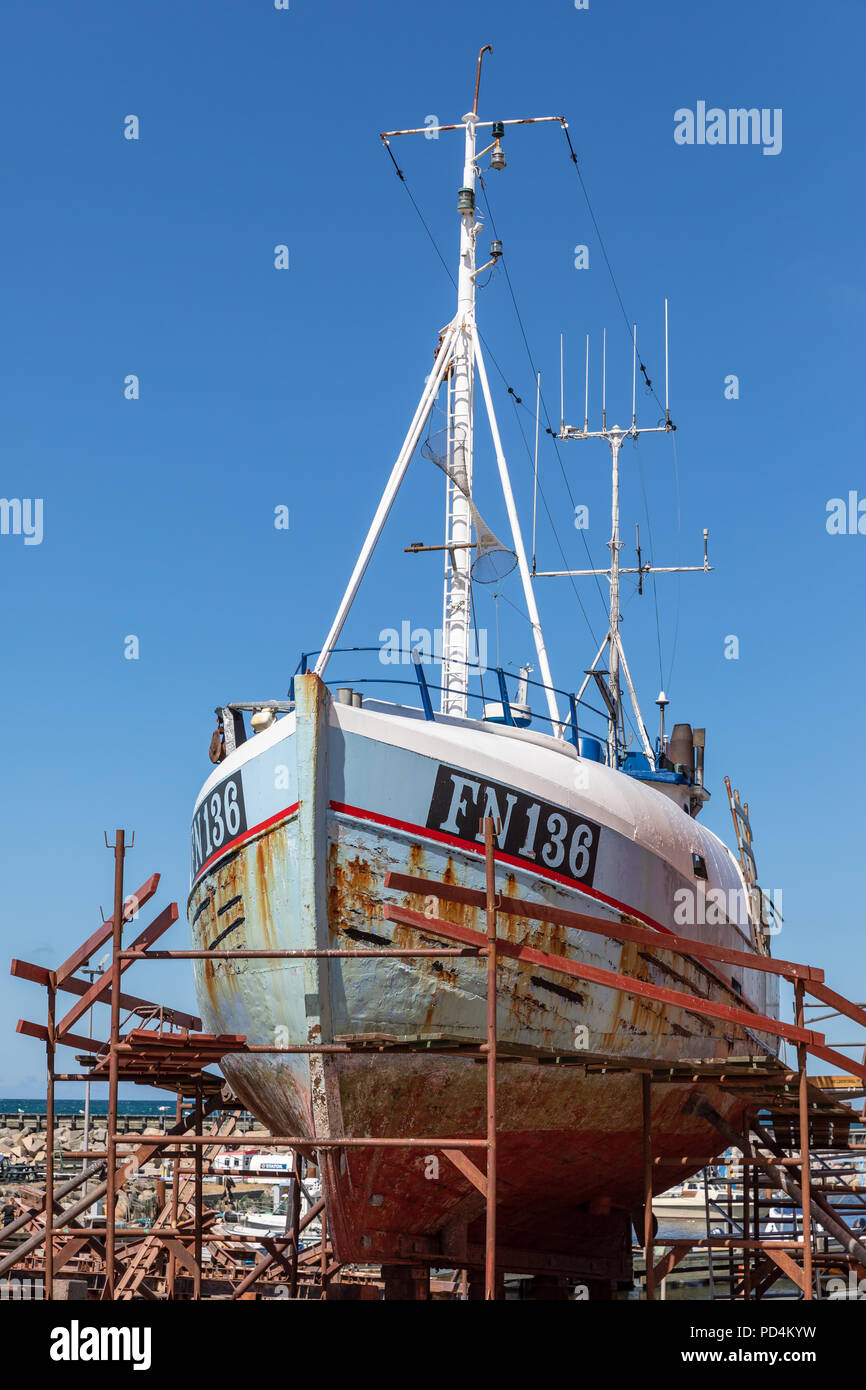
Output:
[383, 903, 823, 1049]
[55, 904, 179, 1038]
[53, 873, 161, 984]
[805, 1043, 866, 1086]
[17, 1019, 107, 1053]
[807, 981, 866, 1033]
[384, 871, 824, 985]
[10, 957, 201, 1032]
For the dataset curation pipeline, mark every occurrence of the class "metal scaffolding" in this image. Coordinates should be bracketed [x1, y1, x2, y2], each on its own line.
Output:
[2, 821, 866, 1301]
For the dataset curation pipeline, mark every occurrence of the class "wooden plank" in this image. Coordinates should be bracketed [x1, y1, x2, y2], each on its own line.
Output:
[51, 1236, 93, 1272]
[160, 1239, 199, 1279]
[17, 1019, 107, 1053]
[383, 903, 823, 1048]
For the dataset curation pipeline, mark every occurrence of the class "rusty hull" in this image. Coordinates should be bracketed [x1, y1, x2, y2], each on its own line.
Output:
[187, 675, 775, 1274]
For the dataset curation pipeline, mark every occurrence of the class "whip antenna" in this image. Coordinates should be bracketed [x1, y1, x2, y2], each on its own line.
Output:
[664, 298, 671, 426]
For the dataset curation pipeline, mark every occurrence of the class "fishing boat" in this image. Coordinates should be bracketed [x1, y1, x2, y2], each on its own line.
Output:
[187, 51, 780, 1291]
[652, 1179, 744, 1224]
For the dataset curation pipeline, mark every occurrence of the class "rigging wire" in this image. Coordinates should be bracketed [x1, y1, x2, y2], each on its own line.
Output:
[559, 123, 666, 419]
[666, 432, 683, 691]
[475, 173, 610, 625]
[632, 435, 665, 693]
[507, 394, 602, 650]
[379, 134, 678, 733]
[559, 122, 689, 696]
[382, 140, 456, 287]
[381, 139, 606, 650]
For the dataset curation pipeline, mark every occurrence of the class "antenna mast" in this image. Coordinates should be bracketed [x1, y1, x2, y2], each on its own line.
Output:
[535, 311, 710, 767]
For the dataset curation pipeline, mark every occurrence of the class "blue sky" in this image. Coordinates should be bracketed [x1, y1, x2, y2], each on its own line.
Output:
[1, 0, 864, 1093]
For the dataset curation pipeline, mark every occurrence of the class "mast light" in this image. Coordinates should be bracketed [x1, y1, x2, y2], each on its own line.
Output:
[656, 690, 669, 751]
[457, 186, 475, 214]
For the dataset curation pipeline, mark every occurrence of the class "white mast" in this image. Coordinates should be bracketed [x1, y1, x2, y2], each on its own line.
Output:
[441, 104, 481, 717]
[315, 52, 564, 732]
[607, 426, 624, 761]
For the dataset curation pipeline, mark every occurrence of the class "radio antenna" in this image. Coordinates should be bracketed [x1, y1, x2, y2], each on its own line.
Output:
[559, 333, 564, 434]
[532, 373, 540, 572]
[540, 309, 708, 765]
[664, 298, 670, 426]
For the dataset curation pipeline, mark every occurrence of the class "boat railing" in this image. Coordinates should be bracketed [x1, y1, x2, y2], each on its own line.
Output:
[289, 645, 613, 757]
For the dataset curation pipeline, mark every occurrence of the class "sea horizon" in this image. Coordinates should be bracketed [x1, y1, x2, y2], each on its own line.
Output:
[0, 1097, 188, 1116]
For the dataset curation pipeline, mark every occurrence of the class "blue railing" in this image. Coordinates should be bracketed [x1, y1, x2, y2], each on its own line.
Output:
[288, 646, 612, 756]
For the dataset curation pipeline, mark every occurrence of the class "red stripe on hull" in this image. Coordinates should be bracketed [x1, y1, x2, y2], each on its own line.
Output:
[193, 802, 300, 885]
[194, 796, 676, 938]
[330, 799, 676, 938]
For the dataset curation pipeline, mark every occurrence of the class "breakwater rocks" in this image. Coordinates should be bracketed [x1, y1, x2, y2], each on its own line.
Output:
[1, 1123, 136, 1172]
[0, 1112, 266, 1175]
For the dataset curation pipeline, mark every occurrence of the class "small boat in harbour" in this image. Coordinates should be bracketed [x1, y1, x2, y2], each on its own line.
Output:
[652, 1179, 744, 1224]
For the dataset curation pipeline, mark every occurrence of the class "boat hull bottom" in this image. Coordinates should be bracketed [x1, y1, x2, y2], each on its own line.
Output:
[219, 1051, 748, 1279]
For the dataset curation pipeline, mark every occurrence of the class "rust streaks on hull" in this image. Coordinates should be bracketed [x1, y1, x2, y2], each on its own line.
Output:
[188, 805, 777, 1269]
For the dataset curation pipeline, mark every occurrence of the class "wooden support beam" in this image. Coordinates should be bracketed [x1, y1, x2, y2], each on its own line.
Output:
[10, 958, 201, 1033]
[795, 979, 814, 1301]
[653, 1243, 692, 1285]
[54, 874, 160, 986]
[442, 1147, 488, 1198]
[383, 904, 822, 1048]
[55, 904, 180, 1037]
[807, 980, 866, 1032]
[764, 1246, 807, 1293]
[384, 871, 824, 984]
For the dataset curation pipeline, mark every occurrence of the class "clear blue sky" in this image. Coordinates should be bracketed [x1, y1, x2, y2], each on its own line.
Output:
[2, 1, 863, 1094]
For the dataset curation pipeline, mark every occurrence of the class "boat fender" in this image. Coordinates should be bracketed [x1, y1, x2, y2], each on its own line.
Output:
[209, 715, 226, 765]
